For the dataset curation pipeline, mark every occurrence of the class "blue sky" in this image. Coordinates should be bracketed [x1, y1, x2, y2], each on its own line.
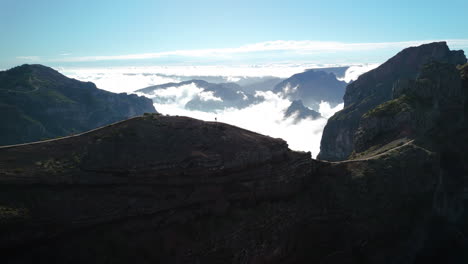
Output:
[1, 0, 467, 68]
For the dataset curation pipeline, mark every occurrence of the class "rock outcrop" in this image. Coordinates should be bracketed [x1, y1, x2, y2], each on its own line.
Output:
[0, 64, 156, 146]
[319, 42, 467, 161]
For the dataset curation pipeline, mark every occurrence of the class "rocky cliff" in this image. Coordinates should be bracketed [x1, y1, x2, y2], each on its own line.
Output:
[0, 64, 156, 146]
[319, 42, 467, 161]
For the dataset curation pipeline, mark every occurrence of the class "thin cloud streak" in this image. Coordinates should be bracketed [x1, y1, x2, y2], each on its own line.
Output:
[16, 56, 41, 61]
[49, 39, 468, 62]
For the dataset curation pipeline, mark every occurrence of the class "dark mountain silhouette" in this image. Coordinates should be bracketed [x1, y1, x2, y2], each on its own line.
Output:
[284, 100, 321, 123]
[0, 64, 156, 146]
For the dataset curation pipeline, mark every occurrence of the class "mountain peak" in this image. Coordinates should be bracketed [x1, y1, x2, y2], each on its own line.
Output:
[319, 41, 467, 161]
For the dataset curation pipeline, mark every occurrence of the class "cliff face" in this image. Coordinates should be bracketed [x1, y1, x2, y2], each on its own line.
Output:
[319, 42, 467, 161]
[353, 62, 466, 156]
[0, 64, 156, 146]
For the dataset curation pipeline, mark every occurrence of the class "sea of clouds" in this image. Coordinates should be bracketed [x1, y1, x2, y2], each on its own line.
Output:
[60, 64, 376, 157]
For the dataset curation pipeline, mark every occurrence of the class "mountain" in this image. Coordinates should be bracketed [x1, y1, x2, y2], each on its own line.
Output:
[319, 42, 467, 161]
[2, 53, 468, 263]
[137, 80, 260, 112]
[0, 64, 156, 146]
[310, 66, 349, 80]
[2, 45, 468, 263]
[239, 77, 284, 94]
[284, 100, 321, 123]
[273, 69, 347, 110]
[0, 115, 313, 263]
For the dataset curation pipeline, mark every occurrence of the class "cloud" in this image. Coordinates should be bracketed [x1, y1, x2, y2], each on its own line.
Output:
[319, 101, 344, 118]
[51, 39, 468, 62]
[59, 63, 378, 94]
[339, 64, 380, 83]
[199, 91, 223, 102]
[137, 83, 343, 157]
[16, 56, 40, 61]
[62, 68, 349, 157]
[62, 68, 181, 93]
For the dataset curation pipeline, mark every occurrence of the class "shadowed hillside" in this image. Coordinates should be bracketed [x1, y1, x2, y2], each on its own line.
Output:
[0, 64, 156, 146]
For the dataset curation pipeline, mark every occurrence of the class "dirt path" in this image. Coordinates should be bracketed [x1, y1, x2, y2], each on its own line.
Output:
[0, 116, 142, 150]
[328, 139, 416, 164]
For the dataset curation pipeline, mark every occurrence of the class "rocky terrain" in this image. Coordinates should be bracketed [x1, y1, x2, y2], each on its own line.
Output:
[0, 64, 156, 146]
[319, 42, 467, 161]
[1, 42, 468, 263]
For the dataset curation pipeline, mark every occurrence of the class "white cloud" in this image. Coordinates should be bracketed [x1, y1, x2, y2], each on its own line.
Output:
[339, 64, 380, 83]
[62, 68, 181, 93]
[319, 101, 344, 118]
[237, 90, 248, 100]
[16, 56, 40, 61]
[138, 82, 343, 157]
[50, 39, 468, 62]
[281, 83, 298, 95]
[59, 63, 378, 95]
[145, 83, 204, 107]
[199, 91, 223, 102]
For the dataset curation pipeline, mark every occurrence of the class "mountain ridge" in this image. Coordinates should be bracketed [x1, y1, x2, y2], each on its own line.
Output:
[319, 41, 467, 161]
[0, 64, 156, 146]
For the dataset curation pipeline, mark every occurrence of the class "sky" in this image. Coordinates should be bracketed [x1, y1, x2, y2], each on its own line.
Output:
[1, 0, 468, 69]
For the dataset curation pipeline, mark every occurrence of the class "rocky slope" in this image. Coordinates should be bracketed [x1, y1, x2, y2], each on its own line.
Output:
[273, 69, 347, 110]
[319, 42, 467, 161]
[0, 64, 156, 146]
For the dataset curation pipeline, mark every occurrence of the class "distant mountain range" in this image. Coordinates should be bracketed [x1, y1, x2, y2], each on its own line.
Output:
[273, 69, 347, 110]
[0, 64, 156, 146]
[137, 80, 260, 112]
[137, 67, 349, 115]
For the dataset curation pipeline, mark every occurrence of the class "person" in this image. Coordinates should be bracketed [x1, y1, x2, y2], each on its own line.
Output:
[215, 117, 217, 122]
